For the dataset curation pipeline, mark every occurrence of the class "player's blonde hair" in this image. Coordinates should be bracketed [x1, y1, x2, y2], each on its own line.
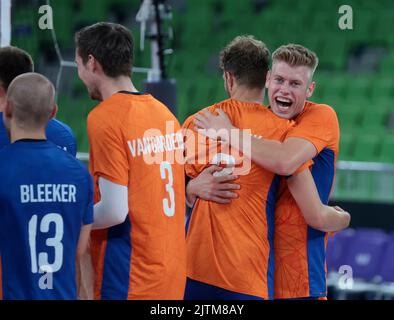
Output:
[272, 44, 318, 79]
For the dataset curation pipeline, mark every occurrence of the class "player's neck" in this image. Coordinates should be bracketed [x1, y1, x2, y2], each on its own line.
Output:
[230, 86, 264, 105]
[10, 127, 46, 143]
[99, 76, 138, 100]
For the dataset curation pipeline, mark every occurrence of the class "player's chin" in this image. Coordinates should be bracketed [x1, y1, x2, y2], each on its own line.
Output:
[271, 105, 293, 119]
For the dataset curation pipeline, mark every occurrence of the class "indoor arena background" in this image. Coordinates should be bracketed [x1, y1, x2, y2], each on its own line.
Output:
[3, 0, 394, 299]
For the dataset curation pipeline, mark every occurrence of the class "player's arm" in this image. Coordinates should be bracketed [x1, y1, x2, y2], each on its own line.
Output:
[287, 169, 351, 232]
[77, 224, 92, 258]
[194, 109, 316, 176]
[77, 174, 95, 300]
[186, 165, 240, 206]
[92, 177, 129, 229]
[77, 247, 94, 300]
[76, 223, 93, 299]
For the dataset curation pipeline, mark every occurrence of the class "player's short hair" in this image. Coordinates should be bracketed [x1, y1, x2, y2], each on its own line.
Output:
[220, 35, 270, 89]
[75, 22, 134, 78]
[272, 44, 319, 79]
[0, 46, 34, 91]
[7, 73, 55, 128]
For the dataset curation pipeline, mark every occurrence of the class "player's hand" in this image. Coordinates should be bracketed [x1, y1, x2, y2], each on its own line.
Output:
[333, 205, 351, 229]
[186, 165, 240, 205]
[333, 205, 345, 212]
[194, 109, 236, 141]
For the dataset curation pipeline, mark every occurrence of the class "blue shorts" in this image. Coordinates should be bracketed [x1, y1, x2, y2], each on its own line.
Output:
[184, 278, 264, 300]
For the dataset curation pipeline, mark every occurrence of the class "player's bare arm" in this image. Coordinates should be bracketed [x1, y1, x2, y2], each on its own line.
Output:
[287, 169, 351, 232]
[76, 224, 93, 300]
[194, 109, 316, 176]
[186, 165, 240, 206]
[77, 224, 92, 258]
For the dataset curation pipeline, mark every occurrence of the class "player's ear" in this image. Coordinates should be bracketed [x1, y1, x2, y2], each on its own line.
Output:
[87, 54, 97, 72]
[306, 81, 315, 98]
[265, 71, 271, 89]
[49, 104, 58, 119]
[224, 71, 230, 83]
[227, 72, 235, 90]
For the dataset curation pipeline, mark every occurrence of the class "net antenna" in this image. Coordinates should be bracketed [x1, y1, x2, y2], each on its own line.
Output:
[0, 0, 12, 47]
[136, 0, 174, 82]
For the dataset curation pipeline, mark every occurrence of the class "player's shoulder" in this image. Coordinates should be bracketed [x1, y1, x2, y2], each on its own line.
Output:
[215, 99, 275, 127]
[182, 98, 243, 129]
[182, 104, 214, 129]
[112, 91, 173, 115]
[87, 93, 127, 121]
[87, 98, 119, 134]
[304, 101, 337, 116]
[47, 141, 75, 159]
[50, 144, 91, 179]
[48, 118, 73, 133]
[87, 99, 110, 122]
[212, 98, 265, 112]
[0, 143, 12, 159]
[45, 118, 77, 155]
[94, 92, 178, 123]
[146, 94, 180, 123]
[59, 158, 92, 190]
[0, 145, 18, 179]
[47, 118, 76, 142]
[301, 101, 338, 122]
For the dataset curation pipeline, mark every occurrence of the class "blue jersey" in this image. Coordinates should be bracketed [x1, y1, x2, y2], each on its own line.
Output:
[0, 140, 93, 300]
[0, 113, 77, 156]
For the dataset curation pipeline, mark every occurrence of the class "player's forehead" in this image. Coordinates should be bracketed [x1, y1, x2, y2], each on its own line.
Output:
[271, 61, 311, 82]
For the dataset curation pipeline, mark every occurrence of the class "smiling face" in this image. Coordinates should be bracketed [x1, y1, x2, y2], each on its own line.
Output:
[266, 61, 315, 119]
[75, 49, 102, 101]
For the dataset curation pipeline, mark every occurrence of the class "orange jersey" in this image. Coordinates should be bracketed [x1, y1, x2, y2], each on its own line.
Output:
[183, 99, 294, 299]
[88, 92, 186, 300]
[274, 101, 340, 299]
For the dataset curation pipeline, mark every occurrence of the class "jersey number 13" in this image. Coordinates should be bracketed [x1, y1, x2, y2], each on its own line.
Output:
[28, 213, 64, 274]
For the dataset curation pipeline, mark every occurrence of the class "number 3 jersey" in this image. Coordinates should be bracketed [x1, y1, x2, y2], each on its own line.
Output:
[0, 140, 93, 300]
[182, 99, 295, 300]
[87, 92, 186, 300]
